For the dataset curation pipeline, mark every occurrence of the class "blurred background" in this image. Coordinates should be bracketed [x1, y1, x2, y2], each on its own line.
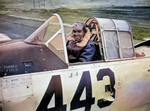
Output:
[0, 0, 150, 44]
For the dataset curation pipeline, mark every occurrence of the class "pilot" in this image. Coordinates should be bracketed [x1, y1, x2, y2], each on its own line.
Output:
[66, 22, 95, 63]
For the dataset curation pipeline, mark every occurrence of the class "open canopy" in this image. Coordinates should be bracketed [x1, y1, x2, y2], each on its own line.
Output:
[86, 17, 135, 61]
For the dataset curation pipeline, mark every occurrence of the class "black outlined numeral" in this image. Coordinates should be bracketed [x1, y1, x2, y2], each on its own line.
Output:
[36, 75, 66, 111]
[97, 68, 115, 108]
[70, 71, 95, 111]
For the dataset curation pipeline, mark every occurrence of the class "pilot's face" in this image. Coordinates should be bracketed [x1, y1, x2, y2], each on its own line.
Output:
[72, 29, 84, 41]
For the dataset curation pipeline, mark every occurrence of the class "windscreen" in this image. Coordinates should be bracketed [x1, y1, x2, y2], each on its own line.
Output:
[25, 14, 67, 63]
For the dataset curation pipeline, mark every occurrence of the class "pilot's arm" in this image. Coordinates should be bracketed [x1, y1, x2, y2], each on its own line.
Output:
[79, 40, 95, 62]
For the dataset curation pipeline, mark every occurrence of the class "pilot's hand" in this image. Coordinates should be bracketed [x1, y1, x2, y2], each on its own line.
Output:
[69, 55, 77, 60]
[85, 27, 90, 33]
[135, 51, 145, 57]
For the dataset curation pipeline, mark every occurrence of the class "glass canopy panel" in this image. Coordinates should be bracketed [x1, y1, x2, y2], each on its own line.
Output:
[25, 15, 60, 44]
[119, 32, 135, 58]
[103, 31, 119, 58]
[113, 20, 130, 30]
[36, 29, 46, 44]
[46, 16, 65, 62]
[48, 33, 66, 62]
[44, 16, 60, 42]
[97, 18, 116, 29]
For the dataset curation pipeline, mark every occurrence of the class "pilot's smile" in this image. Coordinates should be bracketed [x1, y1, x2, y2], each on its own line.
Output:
[72, 29, 84, 41]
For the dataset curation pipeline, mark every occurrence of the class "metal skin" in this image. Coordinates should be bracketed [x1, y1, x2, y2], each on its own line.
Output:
[0, 14, 150, 111]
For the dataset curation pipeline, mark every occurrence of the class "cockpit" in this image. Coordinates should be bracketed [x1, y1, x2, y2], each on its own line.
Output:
[0, 14, 137, 76]
[24, 14, 135, 64]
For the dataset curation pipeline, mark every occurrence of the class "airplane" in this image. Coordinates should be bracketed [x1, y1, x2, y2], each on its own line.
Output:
[0, 13, 150, 111]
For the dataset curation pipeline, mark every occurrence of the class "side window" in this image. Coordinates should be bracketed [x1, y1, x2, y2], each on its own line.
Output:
[103, 31, 119, 59]
[119, 31, 135, 58]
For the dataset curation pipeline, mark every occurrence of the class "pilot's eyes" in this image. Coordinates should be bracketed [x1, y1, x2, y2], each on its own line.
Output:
[72, 30, 82, 33]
